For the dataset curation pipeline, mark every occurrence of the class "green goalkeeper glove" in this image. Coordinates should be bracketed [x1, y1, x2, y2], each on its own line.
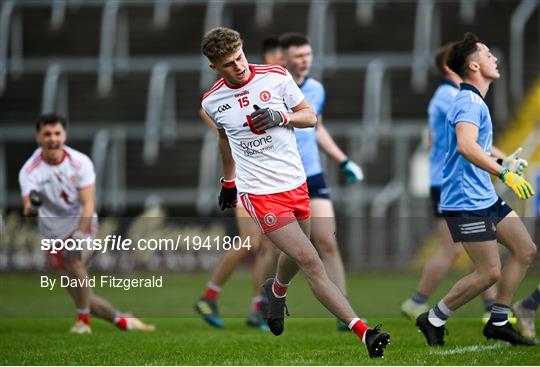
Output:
[499, 167, 535, 200]
[339, 159, 364, 183]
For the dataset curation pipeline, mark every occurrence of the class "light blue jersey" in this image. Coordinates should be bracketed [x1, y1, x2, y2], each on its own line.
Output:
[295, 77, 326, 177]
[440, 83, 498, 211]
[428, 80, 459, 187]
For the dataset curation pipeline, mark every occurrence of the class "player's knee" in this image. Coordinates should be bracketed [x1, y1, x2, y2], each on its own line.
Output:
[519, 241, 537, 265]
[300, 252, 325, 277]
[530, 242, 538, 260]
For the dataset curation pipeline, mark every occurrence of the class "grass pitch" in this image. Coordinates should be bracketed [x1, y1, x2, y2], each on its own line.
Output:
[1, 272, 538, 365]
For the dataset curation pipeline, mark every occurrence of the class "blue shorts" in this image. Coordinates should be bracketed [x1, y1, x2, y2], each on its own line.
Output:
[430, 186, 443, 218]
[306, 173, 330, 199]
[443, 197, 513, 243]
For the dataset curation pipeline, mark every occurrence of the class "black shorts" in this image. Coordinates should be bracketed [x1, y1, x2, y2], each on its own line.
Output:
[306, 173, 330, 199]
[430, 186, 443, 218]
[443, 197, 513, 243]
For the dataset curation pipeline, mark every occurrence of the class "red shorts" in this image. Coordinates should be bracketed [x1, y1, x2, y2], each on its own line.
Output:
[240, 182, 311, 233]
[48, 249, 69, 270]
[48, 223, 98, 270]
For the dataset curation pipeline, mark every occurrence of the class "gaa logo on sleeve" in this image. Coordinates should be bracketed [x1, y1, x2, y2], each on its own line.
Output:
[263, 212, 277, 227]
[260, 90, 271, 102]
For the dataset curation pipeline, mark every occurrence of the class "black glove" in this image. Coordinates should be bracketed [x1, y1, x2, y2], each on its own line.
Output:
[250, 104, 288, 131]
[218, 178, 237, 210]
[29, 190, 42, 208]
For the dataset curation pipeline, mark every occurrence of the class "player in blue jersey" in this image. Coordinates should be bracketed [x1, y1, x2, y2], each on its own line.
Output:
[416, 33, 536, 347]
[401, 42, 497, 321]
[279, 32, 364, 330]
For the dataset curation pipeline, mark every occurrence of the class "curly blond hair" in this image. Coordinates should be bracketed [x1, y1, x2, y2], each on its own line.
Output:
[201, 27, 243, 63]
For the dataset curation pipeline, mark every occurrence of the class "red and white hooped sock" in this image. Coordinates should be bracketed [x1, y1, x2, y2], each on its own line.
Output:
[272, 277, 289, 298]
[349, 318, 369, 343]
[76, 308, 91, 325]
[203, 282, 222, 300]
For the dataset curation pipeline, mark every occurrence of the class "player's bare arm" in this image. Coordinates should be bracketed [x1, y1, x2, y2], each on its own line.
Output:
[315, 115, 347, 163]
[217, 129, 236, 181]
[77, 185, 96, 233]
[456, 122, 502, 175]
[288, 99, 317, 128]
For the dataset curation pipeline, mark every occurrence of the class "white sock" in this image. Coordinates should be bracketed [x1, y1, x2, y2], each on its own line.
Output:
[437, 300, 453, 317]
[428, 309, 446, 327]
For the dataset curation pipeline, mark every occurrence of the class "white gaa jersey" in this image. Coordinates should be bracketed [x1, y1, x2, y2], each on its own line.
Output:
[202, 64, 307, 195]
[19, 146, 97, 239]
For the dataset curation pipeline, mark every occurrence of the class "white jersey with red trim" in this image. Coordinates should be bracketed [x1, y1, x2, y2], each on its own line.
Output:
[19, 146, 97, 239]
[202, 64, 307, 195]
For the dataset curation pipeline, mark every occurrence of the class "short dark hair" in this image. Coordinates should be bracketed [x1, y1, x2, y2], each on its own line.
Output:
[446, 32, 481, 78]
[261, 37, 280, 55]
[279, 32, 310, 50]
[36, 113, 67, 132]
[435, 42, 457, 75]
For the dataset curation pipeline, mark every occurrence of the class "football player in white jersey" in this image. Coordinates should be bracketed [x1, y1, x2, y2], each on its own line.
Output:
[194, 38, 284, 331]
[19, 113, 155, 334]
[200, 27, 390, 359]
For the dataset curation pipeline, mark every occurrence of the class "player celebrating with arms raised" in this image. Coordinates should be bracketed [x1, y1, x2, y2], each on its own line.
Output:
[416, 33, 536, 346]
[200, 27, 390, 358]
[19, 113, 155, 334]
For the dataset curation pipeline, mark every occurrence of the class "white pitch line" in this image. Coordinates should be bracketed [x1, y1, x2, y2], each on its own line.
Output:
[429, 342, 507, 356]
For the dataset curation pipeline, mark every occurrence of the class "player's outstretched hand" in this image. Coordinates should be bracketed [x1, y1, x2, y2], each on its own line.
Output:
[502, 147, 528, 176]
[250, 105, 288, 131]
[218, 178, 237, 210]
[499, 168, 535, 200]
[339, 158, 364, 183]
[29, 190, 42, 208]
